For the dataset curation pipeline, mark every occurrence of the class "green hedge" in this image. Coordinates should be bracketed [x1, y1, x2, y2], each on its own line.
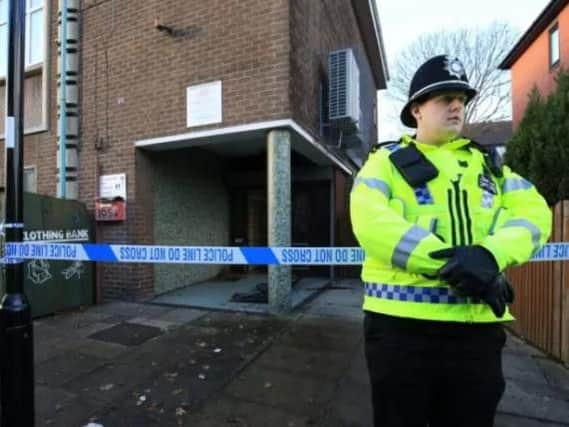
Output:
[505, 70, 569, 205]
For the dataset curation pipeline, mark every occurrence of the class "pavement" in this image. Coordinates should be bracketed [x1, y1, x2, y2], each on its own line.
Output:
[17, 278, 569, 426]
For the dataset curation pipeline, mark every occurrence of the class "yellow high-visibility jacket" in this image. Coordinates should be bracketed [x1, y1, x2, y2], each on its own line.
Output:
[350, 135, 552, 323]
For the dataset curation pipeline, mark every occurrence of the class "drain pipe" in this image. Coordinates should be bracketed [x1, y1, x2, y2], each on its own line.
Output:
[58, 0, 68, 198]
[58, 0, 79, 199]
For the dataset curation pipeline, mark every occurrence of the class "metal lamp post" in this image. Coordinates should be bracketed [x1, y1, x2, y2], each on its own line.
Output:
[0, 0, 35, 425]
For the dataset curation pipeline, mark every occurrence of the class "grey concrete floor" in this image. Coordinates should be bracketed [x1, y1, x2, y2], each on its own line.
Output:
[13, 278, 569, 426]
[150, 272, 330, 313]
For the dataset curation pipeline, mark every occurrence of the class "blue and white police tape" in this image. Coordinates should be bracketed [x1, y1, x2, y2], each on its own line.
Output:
[2, 242, 365, 265]
[1, 242, 569, 265]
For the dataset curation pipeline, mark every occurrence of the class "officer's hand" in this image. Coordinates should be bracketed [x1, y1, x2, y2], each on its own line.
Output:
[429, 245, 499, 297]
[482, 274, 515, 318]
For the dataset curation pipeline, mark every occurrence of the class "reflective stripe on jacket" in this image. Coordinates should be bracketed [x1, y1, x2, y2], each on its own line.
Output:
[350, 135, 552, 323]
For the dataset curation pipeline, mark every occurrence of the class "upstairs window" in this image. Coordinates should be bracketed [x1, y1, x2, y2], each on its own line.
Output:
[23, 165, 36, 193]
[549, 23, 560, 69]
[0, 0, 45, 78]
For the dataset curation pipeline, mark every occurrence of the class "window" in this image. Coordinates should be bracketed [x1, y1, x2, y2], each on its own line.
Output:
[0, 0, 45, 77]
[549, 24, 560, 68]
[24, 166, 36, 193]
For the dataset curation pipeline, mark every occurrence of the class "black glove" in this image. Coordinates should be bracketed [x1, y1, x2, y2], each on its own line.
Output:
[430, 246, 515, 317]
[429, 245, 499, 297]
[482, 274, 515, 318]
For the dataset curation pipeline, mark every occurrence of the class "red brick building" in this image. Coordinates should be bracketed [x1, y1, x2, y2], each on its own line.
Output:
[499, 0, 569, 128]
[0, 0, 388, 309]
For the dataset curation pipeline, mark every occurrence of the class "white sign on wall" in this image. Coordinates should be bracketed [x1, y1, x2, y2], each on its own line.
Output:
[100, 173, 127, 200]
[186, 80, 222, 128]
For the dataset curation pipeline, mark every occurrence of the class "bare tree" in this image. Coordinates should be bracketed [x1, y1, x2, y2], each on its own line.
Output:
[388, 22, 519, 126]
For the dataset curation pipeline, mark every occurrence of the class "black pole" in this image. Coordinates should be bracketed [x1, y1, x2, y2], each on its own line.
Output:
[0, 0, 34, 425]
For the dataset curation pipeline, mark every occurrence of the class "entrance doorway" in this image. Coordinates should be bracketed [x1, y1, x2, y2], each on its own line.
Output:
[292, 182, 330, 276]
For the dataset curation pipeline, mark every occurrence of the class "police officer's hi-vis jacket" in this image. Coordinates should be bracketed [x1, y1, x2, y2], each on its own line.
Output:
[350, 135, 552, 323]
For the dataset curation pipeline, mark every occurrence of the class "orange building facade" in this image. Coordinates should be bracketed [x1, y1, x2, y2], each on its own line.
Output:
[500, 0, 569, 128]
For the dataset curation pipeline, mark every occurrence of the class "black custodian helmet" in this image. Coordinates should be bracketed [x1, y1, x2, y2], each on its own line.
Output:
[400, 55, 477, 128]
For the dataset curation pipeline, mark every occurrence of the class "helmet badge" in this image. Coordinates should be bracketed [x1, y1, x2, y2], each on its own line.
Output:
[444, 56, 466, 79]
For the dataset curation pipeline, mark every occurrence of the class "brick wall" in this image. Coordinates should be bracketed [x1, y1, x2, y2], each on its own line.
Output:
[1, 0, 380, 298]
[79, 0, 291, 299]
[511, 3, 569, 128]
[289, 0, 376, 259]
[289, 0, 378, 146]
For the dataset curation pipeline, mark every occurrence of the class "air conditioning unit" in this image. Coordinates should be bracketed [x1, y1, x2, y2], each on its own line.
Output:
[328, 49, 360, 134]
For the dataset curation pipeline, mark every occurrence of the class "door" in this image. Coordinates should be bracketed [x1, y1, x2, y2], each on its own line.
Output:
[292, 182, 330, 276]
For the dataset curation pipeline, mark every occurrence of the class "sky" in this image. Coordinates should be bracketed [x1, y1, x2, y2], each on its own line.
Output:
[375, 0, 550, 140]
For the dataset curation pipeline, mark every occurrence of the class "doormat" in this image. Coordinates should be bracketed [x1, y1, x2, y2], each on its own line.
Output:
[88, 322, 163, 346]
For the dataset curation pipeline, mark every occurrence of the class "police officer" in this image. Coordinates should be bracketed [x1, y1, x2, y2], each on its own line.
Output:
[350, 55, 551, 427]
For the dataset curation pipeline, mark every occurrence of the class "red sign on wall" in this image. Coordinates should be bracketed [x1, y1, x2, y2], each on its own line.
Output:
[95, 197, 126, 221]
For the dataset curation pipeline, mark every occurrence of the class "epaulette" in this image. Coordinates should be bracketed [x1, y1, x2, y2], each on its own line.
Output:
[468, 139, 504, 178]
[370, 140, 401, 154]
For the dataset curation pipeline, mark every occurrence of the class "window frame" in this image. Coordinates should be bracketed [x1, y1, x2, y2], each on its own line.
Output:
[0, 0, 49, 136]
[23, 165, 37, 193]
[0, 0, 46, 77]
[549, 23, 560, 70]
[25, 0, 45, 69]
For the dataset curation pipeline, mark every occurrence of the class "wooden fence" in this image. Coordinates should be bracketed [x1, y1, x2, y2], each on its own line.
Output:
[506, 201, 569, 365]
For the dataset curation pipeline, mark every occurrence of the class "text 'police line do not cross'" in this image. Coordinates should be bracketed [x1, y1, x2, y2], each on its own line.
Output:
[2, 242, 569, 265]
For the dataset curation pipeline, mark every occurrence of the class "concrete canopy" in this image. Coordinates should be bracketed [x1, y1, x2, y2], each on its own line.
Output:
[134, 119, 352, 175]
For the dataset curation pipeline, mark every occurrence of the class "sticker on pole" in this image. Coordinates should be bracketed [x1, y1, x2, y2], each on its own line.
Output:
[5, 116, 15, 149]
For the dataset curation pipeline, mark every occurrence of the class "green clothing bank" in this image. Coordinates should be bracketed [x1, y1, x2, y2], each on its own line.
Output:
[0, 193, 94, 318]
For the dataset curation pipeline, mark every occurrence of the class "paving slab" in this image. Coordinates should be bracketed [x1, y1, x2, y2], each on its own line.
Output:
[224, 367, 338, 418]
[536, 356, 569, 400]
[154, 307, 207, 325]
[74, 338, 131, 360]
[504, 333, 547, 358]
[36, 352, 108, 388]
[63, 357, 165, 406]
[40, 397, 99, 427]
[183, 394, 315, 427]
[35, 385, 76, 421]
[495, 413, 569, 427]
[498, 379, 569, 424]
[255, 343, 352, 380]
[34, 333, 79, 364]
[503, 352, 549, 384]
[87, 301, 169, 318]
[278, 323, 361, 353]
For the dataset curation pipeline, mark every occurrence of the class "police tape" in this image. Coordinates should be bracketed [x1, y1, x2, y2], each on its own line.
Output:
[2, 242, 366, 265]
[0, 242, 568, 264]
[1, 242, 569, 265]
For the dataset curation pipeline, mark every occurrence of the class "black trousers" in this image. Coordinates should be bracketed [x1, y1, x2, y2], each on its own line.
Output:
[364, 311, 506, 427]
